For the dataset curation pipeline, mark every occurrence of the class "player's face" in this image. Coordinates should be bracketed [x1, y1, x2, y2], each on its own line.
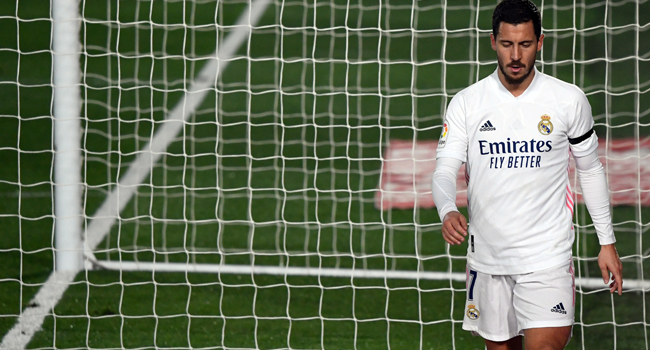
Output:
[490, 21, 544, 87]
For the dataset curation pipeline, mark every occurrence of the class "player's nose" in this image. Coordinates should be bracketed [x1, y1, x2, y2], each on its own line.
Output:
[512, 45, 522, 61]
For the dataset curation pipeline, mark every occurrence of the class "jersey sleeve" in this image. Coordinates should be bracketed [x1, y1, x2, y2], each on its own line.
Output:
[432, 157, 463, 221]
[436, 94, 468, 162]
[574, 148, 616, 245]
[568, 90, 598, 157]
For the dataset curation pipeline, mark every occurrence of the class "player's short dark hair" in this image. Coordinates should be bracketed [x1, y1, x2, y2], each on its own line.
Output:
[492, 0, 542, 40]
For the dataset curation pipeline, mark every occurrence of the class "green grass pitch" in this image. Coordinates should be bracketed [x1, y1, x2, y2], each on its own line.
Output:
[1, 0, 650, 349]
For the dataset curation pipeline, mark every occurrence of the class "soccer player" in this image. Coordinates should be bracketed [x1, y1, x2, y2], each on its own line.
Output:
[431, 1, 623, 349]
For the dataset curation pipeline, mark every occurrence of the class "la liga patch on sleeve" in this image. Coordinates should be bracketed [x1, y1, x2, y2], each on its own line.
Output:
[438, 122, 449, 148]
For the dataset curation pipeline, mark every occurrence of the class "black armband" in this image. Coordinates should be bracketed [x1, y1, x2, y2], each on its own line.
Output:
[568, 128, 594, 145]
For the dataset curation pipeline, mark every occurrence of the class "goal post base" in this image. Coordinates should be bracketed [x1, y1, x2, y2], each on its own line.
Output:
[92, 260, 649, 291]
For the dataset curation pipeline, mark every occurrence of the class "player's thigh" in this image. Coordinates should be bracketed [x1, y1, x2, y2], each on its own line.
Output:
[485, 336, 523, 350]
[524, 326, 572, 350]
[463, 267, 519, 342]
[513, 260, 575, 331]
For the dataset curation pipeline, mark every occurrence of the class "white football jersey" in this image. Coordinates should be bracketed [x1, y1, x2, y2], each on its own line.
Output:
[437, 67, 603, 275]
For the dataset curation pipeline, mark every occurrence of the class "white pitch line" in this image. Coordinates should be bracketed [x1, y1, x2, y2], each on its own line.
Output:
[84, 0, 271, 255]
[0, 1, 271, 348]
[0, 272, 76, 350]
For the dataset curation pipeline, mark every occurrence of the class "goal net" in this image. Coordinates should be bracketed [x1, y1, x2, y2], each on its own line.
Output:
[2, 0, 650, 349]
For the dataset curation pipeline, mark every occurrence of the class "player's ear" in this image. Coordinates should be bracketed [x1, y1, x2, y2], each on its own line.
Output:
[490, 33, 497, 51]
[537, 34, 544, 52]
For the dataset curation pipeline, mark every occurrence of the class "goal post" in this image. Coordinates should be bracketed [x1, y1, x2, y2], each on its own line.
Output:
[53, 0, 83, 272]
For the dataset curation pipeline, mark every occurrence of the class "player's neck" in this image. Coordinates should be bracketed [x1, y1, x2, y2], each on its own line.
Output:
[497, 68, 536, 97]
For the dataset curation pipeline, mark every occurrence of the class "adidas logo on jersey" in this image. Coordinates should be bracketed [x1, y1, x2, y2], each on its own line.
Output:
[551, 302, 567, 315]
[479, 120, 496, 132]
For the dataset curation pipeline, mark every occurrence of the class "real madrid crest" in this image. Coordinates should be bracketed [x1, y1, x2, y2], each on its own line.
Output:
[467, 304, 480, 320]
[538, 114, 553, 135]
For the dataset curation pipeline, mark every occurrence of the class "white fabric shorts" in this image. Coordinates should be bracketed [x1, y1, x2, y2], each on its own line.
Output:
[462, 260, 575, 342]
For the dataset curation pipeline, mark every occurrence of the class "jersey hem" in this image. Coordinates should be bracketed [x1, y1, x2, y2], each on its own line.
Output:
[519, 320, 574, 331]
[437, 205, 459, 223]
[598, 236, 616, 245]
[467, 252, 571, 275]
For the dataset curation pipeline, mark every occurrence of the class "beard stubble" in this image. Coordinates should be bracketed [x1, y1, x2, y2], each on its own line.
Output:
[498, 59, 534, 86]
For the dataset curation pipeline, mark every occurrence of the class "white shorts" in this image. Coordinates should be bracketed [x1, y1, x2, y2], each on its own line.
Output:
[462, 260, 575, 342]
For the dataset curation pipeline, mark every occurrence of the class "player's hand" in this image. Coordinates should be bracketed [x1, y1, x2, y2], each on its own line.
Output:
[598, 244, 623, 295]
[442, 211, 468, 245]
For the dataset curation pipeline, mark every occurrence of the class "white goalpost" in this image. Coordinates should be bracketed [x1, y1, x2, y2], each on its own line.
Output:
[3, 0, 650, 349]
[53, 0, 83, 273]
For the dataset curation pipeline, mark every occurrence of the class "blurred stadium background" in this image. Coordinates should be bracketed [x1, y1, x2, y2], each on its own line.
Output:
[1, 0, 650, 349]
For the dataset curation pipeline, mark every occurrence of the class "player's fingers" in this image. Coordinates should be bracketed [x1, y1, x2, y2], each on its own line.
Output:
[604, 262, 623, 295]
[451, 220, 468, 237]
[442, 226, 463, 245]
[442, 222, 465, 244]
[441, 227, 453, 244]
[459, 215, 468, 232]
[611, 266, 623, 296]
[442, 231, 461, 245]
[609, 279, 622, 295]
[441, 226, 456, 245]
[599, 266, 610, 284]
[445, 216, 466, 236]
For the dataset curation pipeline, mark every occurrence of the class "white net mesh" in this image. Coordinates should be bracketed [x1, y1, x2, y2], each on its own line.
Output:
[1, 0, 650, 349]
